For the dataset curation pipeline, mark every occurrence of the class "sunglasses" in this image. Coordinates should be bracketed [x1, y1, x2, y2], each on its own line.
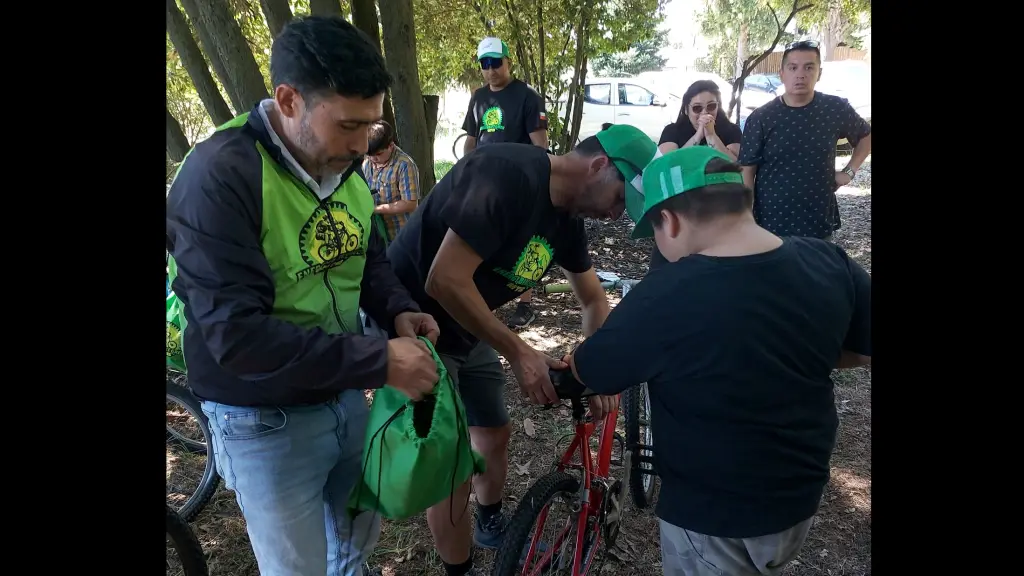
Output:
[785, 40, 820, 51]
[691, 102, 718, 115]
[479, 57, 504, 70]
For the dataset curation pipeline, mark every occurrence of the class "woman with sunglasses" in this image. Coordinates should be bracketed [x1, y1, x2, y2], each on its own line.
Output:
[657, 80, 742, 161]
[648, 80, 745, 272]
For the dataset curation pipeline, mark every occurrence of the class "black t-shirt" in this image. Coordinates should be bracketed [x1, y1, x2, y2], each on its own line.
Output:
[387, 144, 592, 356]
[658, 116, 743, 149]
[462, 79, 547, 147]
[738, 93, 871, 238]
[574, 237, 871, 538]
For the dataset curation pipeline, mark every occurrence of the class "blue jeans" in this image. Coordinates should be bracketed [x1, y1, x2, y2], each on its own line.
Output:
[201, 388, 380, 576]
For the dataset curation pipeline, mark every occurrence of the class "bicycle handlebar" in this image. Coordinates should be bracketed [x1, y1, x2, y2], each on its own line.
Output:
[548, 368, 599, 400]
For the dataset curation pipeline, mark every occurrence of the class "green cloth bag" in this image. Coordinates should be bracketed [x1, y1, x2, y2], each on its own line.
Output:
[166, 290, 187, 373]
[371, 212, 391, 247]
[348, 336, 485, 521]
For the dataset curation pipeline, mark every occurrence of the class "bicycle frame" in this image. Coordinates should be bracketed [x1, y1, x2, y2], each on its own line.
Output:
[521, 397, 619, 576]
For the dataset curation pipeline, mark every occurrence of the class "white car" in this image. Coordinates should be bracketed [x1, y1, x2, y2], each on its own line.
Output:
[576, 77, 680, 143]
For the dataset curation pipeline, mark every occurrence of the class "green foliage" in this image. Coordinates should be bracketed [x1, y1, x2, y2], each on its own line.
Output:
[167, 33, 216, 144]
[434, 160, 454, 181]
[699, 0, 795, 78]
[591, 29, 669, 77]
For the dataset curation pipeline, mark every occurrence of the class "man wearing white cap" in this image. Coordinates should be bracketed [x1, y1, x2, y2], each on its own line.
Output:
[463, 36, 549, 329]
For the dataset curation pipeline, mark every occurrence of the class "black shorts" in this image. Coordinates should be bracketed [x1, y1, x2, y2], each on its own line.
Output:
[440, 341, 509, 428]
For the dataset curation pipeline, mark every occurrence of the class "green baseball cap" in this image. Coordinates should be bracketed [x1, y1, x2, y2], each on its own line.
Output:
[593, 124, 658, 228]
[627, 146, 744, 239]
[477, 37, 510, 60]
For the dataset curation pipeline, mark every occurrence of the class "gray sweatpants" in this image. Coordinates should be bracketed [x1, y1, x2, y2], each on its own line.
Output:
[659, 517, 813, 576]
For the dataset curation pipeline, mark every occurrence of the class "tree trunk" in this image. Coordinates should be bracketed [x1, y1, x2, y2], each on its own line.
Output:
[167, 0, 234, 125]
[735, 21, 749, 80]
[380, 0, 436, 192]
[310, 0, 344, 16]
[178, 0, 242, 114]
[190, 0, 270, 112]
[350, 0, 397, 130]
[167, 107, 192, 162]
[536, 0, 546, 105]
[563, 0, 592, 151]
[259, 0, 293, 38]
[823, 0, 847, 61]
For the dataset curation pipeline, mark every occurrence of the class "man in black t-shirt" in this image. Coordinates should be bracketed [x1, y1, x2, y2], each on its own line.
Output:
[567, 146, 871, 576]
[739, 41, 872, 240]
[387, 125, 658, 576]
[462, 36, 550, 329]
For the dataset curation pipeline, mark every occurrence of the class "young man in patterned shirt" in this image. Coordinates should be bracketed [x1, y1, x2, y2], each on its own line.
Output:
[362, 120, 421, 242]
[738, 41, 872, 241]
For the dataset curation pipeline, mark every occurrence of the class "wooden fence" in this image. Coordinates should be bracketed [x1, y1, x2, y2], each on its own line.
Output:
[748, 46, 867, 75]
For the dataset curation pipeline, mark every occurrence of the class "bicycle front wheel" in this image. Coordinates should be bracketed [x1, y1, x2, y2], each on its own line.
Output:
[492, 471, 599, 576]
[166, 504, 209, 576]
[623, 382, 657, 509]
[166, 380, 219, 521]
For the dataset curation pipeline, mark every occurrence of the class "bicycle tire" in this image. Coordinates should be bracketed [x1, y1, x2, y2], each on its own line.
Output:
[166, 380, 220, 521]
[453, 132, 469, 160]
[166, 504, 209, 576]
[623, 383, 657, 509]
[492, 471, 598, 576]
[166, 378, 207, 455]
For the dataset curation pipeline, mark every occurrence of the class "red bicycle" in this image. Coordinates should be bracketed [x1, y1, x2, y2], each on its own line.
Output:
[491, 369, 624, 576]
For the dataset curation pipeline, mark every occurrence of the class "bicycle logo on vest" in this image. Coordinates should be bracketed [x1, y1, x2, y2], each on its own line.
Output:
[296, 201, 366, 280]
[493, 235, 553, 293]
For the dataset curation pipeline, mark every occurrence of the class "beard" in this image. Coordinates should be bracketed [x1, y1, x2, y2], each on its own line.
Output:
[297, 112, 360, 174]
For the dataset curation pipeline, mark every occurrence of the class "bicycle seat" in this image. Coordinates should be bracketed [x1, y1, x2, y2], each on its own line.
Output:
[549, 368, 599, 400]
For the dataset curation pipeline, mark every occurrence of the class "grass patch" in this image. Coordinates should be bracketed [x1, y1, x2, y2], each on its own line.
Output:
[434, 160, 454, 181]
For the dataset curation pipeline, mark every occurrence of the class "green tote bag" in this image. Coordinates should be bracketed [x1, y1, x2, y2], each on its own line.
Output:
[349, 336, 485, 521]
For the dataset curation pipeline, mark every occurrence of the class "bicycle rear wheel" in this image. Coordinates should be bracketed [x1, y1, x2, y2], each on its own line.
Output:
[623, 383, 657, 509]
[166, 504, 209, 576]
[492, 471, 599, 576]
[166, 380, 219, 521]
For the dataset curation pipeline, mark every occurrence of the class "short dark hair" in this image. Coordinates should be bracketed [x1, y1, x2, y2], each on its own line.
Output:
[367, 120, 395, 155]
[573, 132, 625, 182]
[781, 42, 821, 67]
[647, 158, 752, 226]
[270, 15, 392, 101]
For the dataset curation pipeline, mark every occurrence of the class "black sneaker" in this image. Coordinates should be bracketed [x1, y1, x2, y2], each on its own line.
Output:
[474, 509, 507, 549]
[507, 302, 536, 329]
[362, 562, 381, 576]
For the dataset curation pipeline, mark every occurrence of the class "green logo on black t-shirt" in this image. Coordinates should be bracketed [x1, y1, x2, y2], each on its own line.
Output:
[481, 106, 505, 133]
[494, 235, 553, 292]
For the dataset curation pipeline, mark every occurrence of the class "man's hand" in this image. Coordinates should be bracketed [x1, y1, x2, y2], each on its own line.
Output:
[386, 337, 438, 401]
[589, 394, 619, 421]
[394, 311, 440, 345]
[511, 346, 566, 405]
[834, 171, 852, 188]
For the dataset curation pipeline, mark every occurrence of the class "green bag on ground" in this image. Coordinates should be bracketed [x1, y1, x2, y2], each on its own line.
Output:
[348, 336, 485, 521]
[166, 290, 187, 373]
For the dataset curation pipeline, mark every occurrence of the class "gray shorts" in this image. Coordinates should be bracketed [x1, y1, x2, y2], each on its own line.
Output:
[440, 341, 509, 428]
[659, 517, 813, 576]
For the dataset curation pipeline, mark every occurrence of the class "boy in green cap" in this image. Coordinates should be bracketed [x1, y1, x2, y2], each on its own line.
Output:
[565, 146, 872, 576]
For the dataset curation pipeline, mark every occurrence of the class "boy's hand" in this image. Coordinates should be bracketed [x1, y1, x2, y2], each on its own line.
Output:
[589, 394, 619, 420]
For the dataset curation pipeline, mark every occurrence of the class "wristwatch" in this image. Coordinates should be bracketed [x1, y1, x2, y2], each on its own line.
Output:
[842, 166, 856, 179]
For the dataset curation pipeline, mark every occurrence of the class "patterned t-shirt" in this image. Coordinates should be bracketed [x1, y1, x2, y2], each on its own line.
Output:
[738, 93, 871, 238]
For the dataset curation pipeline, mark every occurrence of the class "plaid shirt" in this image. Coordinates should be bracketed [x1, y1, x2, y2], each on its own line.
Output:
[362, 146, 420, 241]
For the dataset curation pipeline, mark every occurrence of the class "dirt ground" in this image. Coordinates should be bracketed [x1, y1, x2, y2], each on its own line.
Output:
[168, 158, 871, 576]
